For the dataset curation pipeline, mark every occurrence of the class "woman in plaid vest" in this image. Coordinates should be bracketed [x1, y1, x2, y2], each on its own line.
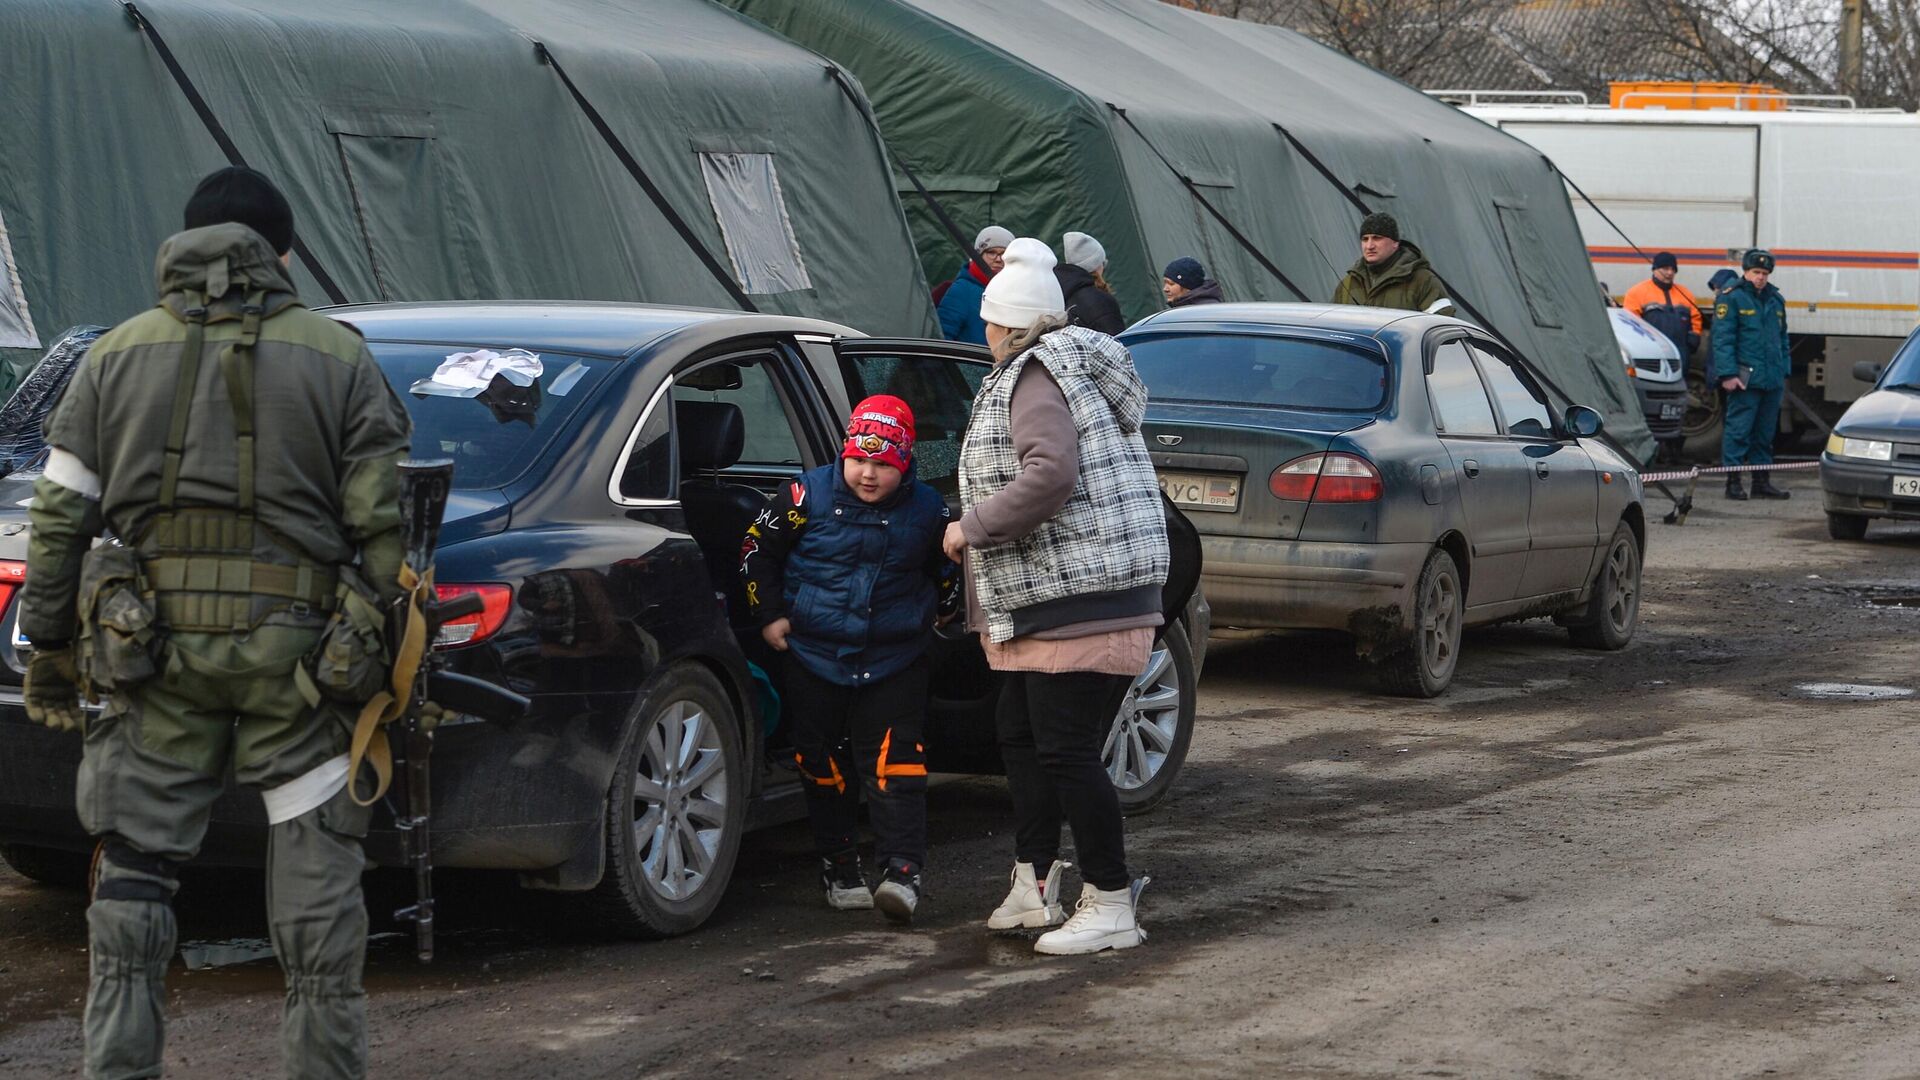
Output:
[942, 237, 1169, 956]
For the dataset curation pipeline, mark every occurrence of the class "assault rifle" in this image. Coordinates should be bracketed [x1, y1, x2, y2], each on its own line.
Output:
[391, 459, 531, 962]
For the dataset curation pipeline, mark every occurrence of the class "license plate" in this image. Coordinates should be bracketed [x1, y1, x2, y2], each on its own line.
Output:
[1659, 404, 1684, 420]
[1158, 470, 1241, 513]
[1894, 476, 1920, 498]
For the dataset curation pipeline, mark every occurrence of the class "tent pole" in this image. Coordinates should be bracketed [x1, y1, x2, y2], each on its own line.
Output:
[533, 42, 757, 313]
[825, 67, 993, 283]
[1107, 105, 1310, 302]
[121, 1, 347, 305]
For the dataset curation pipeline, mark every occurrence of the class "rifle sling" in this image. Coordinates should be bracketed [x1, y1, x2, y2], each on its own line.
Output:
[349, 562, 434, 807]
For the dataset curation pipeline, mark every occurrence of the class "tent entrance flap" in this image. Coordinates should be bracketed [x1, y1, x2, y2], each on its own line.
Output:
[532, 40, 757, 312]
[329, 121, 477, 303]
[120, 1, 346, 304]
[698, 153, 812, 295]
[1495, 204, 1565, 329]
[1108, 104, 1309, 302]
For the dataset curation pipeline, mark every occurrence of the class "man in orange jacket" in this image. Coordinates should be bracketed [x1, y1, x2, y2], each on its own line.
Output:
[1623, 251, 1702, 361]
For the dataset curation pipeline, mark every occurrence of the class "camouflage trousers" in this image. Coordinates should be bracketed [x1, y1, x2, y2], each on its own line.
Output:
[76, 626, 371, 1080]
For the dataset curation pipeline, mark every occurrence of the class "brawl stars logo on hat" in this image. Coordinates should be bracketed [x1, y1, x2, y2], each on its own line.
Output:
[842, 394, 916, 473]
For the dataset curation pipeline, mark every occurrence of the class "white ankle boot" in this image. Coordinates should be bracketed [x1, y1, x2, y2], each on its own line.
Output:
[1034, 879, 1147, 955]
[986, 860, 1068, 930]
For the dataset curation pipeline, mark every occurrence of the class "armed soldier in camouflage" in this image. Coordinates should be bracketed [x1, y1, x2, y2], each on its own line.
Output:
[21, 167, 411, 1079]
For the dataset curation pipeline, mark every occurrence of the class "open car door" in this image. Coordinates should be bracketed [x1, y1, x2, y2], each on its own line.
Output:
[826, 338, 1202, 813]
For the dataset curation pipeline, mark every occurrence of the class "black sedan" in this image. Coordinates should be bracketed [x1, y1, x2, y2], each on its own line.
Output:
[1822, 325, 1920, 540]
[0, 302, 1205, 938]
[1119, 303, 1644, 697]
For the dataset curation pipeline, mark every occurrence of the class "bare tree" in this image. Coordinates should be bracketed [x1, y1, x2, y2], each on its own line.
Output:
[1173, 0, 1918, 109]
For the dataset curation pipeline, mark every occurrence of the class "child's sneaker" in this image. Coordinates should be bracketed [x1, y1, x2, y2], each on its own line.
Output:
[821, 851, 873, 910]
[873, 859, 922, 925]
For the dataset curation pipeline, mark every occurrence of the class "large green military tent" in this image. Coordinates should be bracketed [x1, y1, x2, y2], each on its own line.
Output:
[724, 0, 1652, 459]
[0, 0, 936, 383]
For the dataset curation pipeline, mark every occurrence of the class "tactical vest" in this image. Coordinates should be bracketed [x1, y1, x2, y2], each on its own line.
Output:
[136, 290, 338, 632]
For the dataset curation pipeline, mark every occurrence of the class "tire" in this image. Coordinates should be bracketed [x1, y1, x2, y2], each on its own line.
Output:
[1371, 548, 1463, 698]
[573, 664, 746, 939]
[0, 843, 91, 889]
[1104, 623, 1195, 816]
[1568, 523, 1642, 650]
[1680, 369, 1724, 461]
[1827, 512, 1870, 541]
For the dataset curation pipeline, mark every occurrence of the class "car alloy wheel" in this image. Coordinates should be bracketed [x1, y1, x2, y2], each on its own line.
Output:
[632, 699, 731, 902]
[1601, 534, 1639, 637]
[1420, 567, 1460, 678]
[1104, 644, 1180, 792]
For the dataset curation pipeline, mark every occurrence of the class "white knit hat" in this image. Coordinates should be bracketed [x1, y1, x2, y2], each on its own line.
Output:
[979, 237, 1067, 330]
[1062, 231, 1107, 273]
[973, 225, 1014, 253]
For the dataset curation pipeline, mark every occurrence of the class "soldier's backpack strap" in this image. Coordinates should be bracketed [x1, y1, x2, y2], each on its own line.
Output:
[157, 294, 212, 511]
[216, 290, 266, 519]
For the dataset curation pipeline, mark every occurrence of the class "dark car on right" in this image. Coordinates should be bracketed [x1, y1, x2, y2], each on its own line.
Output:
[1821, 324, 1920, 539]
[1120, 303, 1645, 697]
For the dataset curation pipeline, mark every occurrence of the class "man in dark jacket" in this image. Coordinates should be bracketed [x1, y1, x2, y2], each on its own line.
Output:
[1712, 249, 1793, 500]
[1331, 212, 1455, 316]
[1055, 231, 1125, 334]
[1162, 257, 1223, 307]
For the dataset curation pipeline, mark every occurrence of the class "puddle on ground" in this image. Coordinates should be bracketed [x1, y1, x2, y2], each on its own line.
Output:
[180, 938, 276, 970]
[1794, 682, 1916, 701]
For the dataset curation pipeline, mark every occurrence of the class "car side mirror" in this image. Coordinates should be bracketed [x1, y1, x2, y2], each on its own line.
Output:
[1853, 360, 1885, 385]
[1564, 404, 1604, 439]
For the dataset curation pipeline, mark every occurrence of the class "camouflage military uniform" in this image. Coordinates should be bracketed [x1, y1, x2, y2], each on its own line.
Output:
[22, 222, 410, 1079]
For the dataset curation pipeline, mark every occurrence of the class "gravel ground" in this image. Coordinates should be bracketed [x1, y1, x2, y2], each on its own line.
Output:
[5, 471, 1920, 1078]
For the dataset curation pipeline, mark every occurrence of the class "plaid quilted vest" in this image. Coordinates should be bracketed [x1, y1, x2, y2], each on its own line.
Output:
[959, 326, 1169, 643]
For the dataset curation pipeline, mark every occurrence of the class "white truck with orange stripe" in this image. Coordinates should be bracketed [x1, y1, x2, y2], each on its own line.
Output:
[1450, 86, 1920, 451]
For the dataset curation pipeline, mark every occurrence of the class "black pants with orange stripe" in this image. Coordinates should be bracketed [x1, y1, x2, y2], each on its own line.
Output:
[782, 654, 929, 871]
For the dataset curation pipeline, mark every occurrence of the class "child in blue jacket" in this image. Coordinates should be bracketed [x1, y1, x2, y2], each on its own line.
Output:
[740, 394, 958, 923]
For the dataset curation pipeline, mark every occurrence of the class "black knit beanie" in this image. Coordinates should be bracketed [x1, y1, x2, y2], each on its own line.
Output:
[1359, 212, 1400, 241]
[183, 166, 295, 255]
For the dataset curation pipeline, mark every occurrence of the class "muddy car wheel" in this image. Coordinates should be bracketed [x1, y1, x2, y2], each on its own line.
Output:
[0, 843, 90, 888]
[1827, 512, 1869, 541]
[1372, 548, 1462, 698]
[1105, 623, 1195, 816]
[577, 665, 745, 939]
[1568, 523, 1642, 650]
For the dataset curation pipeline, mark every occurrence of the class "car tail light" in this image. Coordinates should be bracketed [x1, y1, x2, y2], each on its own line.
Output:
[0, 559, 24, 618]
[1267, 453, 1382, 503]
[434, 583, 512, 648]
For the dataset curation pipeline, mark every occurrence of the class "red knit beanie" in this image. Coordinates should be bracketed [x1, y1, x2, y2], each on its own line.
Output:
[842, 394, 915, 473]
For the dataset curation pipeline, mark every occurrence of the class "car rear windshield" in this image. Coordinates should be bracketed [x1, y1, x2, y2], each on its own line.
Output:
[1126, 332, 1389, 412]
[369, 342, 615, 489]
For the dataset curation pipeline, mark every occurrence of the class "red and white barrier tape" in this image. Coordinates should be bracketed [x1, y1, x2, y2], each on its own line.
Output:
[1638, 460, 1822, 484]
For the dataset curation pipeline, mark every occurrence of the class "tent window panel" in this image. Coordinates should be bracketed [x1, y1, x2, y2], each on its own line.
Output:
[0, 208, 39, 350]
[334, 133, 470, 302]
[1494, 204, 1563, 329]
[698, 152, 811, 295]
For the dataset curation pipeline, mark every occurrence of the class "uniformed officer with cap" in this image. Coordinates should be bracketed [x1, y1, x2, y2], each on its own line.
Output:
[1711, 249, 1793, 500]
[21, 166, 411, 1079]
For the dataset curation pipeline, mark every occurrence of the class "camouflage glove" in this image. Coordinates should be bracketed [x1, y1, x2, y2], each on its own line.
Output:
[23, 646, 84, 732]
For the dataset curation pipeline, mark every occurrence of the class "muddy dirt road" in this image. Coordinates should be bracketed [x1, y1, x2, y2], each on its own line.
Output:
[5, 475, 1920, 1078]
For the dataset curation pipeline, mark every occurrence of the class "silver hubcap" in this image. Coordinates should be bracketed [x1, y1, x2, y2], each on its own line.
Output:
[1422, 569, 1461, 676]
[1605, 539, 1639, 633]
[1102, 645, 1181, 791]
[631, 700, 729, 901]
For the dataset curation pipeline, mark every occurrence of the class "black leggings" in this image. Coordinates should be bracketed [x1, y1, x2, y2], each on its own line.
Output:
[995, 670, 1132, 891]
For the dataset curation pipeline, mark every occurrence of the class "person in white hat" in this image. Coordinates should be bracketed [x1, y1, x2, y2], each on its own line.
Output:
[935, 224, 1014, 346]
[941, 237, 1169, 956]
[1055, 231, 1125, 335]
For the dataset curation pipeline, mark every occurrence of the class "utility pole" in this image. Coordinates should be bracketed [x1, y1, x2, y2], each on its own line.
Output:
[1839, 0, 1865, 99]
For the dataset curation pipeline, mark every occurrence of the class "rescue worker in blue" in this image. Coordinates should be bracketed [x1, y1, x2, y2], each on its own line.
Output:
[740, 394, 959, 924]
[1712, 249, 1793, 500]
